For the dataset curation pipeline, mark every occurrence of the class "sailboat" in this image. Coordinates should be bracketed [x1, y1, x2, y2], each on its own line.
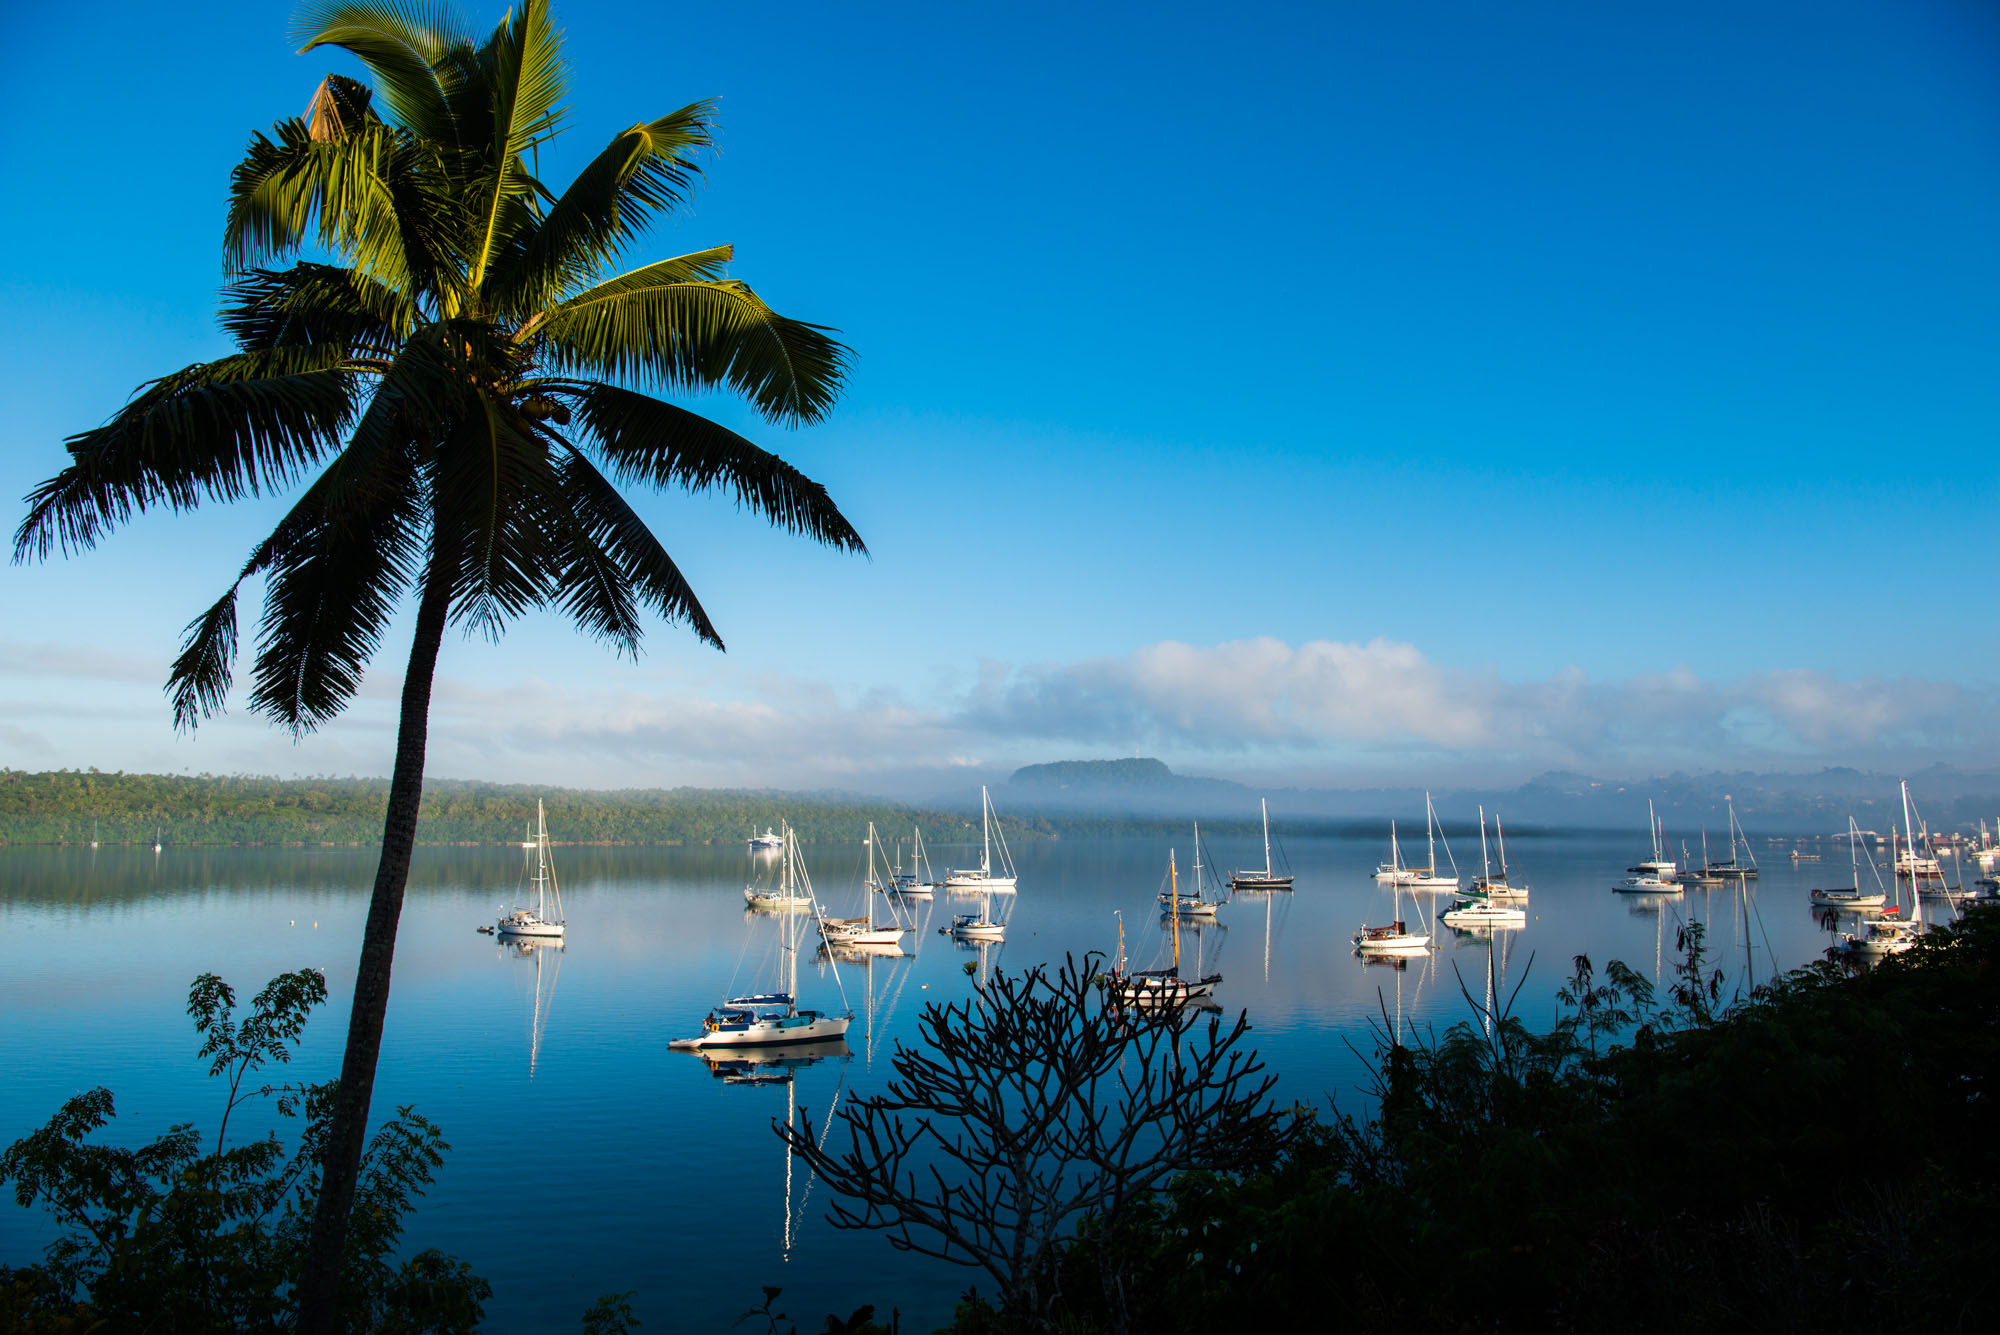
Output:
[1106, 851, 1222, 1003]
[1159, 823, 1225, 918]
[1809, 816, 1889, 910]
[1705, 799, 1759, 879]
[1838, 784, 1926, 959]
[819, 823, 912, 949]
[1615, 800, 1680, 893]
[1373, 795, 1458, 888]
[1356, 857, 1432, 952]
[745, 822, 814, 911]
[672, 830, 853, 1049]
[1442, 807, 1527, 927]
[943, 786, 1018, 892]
[1472, 811, 1528, 899]
[1228, 798, 1294, 891]
[892, 826, 937, 897]
[1677, 829, 1723, 885]
[498, 800, 566, 938]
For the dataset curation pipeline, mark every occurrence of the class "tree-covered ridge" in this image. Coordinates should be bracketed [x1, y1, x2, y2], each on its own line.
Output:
[0, 769, 1046, 847]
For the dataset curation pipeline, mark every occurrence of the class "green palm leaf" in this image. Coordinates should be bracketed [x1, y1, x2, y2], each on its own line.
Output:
[565, 381, 865, 555]
[14, 356, 356, 561]
[492, 105, 718, 309]
[554, 441, 721, 649]
[538, 275, 849, 424]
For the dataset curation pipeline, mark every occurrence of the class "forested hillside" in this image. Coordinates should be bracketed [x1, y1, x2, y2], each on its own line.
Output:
[0, 770, 1044, 847]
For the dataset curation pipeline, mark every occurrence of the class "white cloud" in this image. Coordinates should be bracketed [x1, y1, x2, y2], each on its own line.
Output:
[2, 633, 1994, 790]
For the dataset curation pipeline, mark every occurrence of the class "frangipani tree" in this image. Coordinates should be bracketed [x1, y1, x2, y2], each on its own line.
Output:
[12, 2, 861, 1326]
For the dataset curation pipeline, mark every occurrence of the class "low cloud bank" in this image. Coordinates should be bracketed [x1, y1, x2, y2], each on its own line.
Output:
[3, 635, 1991, 791]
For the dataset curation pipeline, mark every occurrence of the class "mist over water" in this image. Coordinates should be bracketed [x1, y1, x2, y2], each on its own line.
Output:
[0, 831, 1899, 1329]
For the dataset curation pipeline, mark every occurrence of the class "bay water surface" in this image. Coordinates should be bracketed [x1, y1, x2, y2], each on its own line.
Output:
[0, 828, 1888, 1329]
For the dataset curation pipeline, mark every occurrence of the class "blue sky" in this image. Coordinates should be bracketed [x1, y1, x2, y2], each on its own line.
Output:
[3, 0, 1996, 793]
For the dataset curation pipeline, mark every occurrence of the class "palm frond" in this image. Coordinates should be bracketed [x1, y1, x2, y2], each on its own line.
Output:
[14, 356, 356, 562]
[244, 453, 428, 734]
[492, 105, 717, 309]
[537, 277, 850, 425]
[221, 263, 417, 356]
[431, 392, 564, 640]
[293, 0, 473, 150]
[465, 0, 566, 290]
[167, 343, 442, 730]
[555, 441, 721, 649]
[224, 118, 445, 295]
[564, 381, 864, 554]
[168, 587, 243, 731]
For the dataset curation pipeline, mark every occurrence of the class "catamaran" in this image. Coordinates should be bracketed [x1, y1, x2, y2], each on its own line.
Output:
[1159, 822, 1226, 918]
[1228, 798, 1294, 891]
[818, 823, 912, 949]
[943, 786, 1017, 893]
[1616, 800, 1680, 893]
[672, 830, 853, 1049]
[498, 800, 566, 938]
[1809, 815, 1889, 910]
[1442, 807, 1527, 928]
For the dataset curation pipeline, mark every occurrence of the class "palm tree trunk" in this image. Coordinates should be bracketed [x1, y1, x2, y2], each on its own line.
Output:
[296, 558, 452, 1334]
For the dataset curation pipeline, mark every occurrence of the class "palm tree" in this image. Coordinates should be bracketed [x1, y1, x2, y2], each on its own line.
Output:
[12, 2, 861, 1326]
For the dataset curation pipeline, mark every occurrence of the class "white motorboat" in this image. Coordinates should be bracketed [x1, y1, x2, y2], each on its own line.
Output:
[498, 800, 566, 938]
[943, 786, 1018, 892]
[1228, 798, 1294, 891]
[673, 831, 852, 1050]
[748, 826, 786, 852]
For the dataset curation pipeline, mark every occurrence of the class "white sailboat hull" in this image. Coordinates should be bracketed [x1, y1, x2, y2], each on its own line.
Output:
[1810, 888, 1887, 909]
[948, 916, 1005, 940]
[669, 1010, 852, 1049]
[943, 872, 1017, 892]
[745, 888, 814, 911]
[1442, 902, 1527, 926]
[1614, 876, 1681, 894]
[1355, 929, 1431, 952]
[822, 924, 909, 946]
[497, 914, 564, 938]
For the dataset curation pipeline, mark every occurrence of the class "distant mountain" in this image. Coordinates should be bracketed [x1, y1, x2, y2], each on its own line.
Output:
[935, 758, 2000, 838]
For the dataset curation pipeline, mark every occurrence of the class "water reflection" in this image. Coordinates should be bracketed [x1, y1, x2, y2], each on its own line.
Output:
[502, 937, 563, 1079]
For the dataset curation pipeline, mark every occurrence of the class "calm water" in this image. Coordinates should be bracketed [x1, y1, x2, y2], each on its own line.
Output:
[0, 829, 1883, 1329]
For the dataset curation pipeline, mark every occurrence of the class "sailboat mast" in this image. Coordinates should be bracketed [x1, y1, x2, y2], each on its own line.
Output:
[981, 785, 992, 875]
[1479, 805, 1491, 882]
[1170, 850, 1181, 971]
[1497, 816, 1509, 877]
[1261, 798, 1273, 877]
[1901, 780, 1922, 929]
[1427, 791, 1436, 873]
[1648, 800, 1660, 862]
